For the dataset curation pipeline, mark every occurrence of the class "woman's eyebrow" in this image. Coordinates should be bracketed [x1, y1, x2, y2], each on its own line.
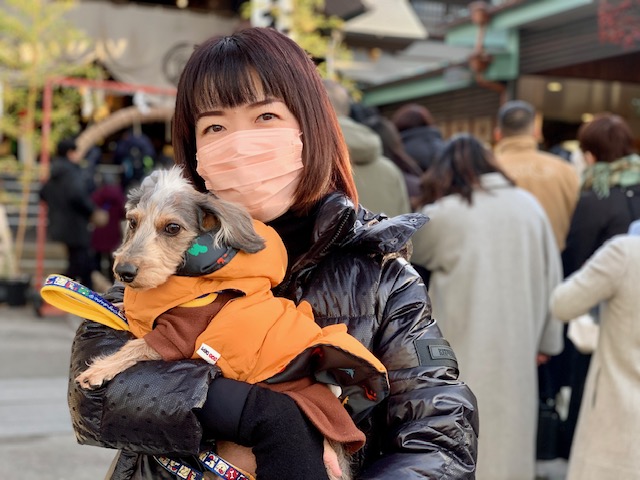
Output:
[196, 98, 280, 120]
[248, 97, 279, 108]
[196, 110, 224, 120]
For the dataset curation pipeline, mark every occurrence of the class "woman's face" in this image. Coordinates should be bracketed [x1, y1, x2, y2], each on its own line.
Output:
[194, 97, 301, 151]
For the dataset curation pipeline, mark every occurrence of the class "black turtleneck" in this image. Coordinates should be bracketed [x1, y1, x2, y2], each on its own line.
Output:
[267, 204, 318, 271]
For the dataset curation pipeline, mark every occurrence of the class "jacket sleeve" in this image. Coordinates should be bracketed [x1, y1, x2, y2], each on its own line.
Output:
[551, 236, 626, 321]
[538, 206, 565, 356]
[359, 257, 478, 479]
[68, 288, 222, 455]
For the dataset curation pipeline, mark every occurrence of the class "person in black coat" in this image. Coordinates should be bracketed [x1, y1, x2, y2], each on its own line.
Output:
[67, 28, 478, 480]
[40, 138, 97, 290]
[391, 103, 445, 172]
[558, 112, 640, 458]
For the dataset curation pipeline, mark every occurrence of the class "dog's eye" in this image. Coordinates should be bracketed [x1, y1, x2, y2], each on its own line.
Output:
[128, 219, 137, 230]
[165, 223, 181, 235]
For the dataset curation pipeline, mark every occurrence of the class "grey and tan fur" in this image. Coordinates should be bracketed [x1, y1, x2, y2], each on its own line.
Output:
[74, 166, 350, 480]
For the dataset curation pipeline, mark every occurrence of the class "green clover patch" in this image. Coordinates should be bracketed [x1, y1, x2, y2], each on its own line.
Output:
[187, 242, 209, 256]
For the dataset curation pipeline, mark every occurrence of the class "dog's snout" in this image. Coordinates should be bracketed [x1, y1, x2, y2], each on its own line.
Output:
[115, 263, 138, 283]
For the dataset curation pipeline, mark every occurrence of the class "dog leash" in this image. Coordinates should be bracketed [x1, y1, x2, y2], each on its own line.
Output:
[155, 449, 254, 480]
[39, 274, 129, 331]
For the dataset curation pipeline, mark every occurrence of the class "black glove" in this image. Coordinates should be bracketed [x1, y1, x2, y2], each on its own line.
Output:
[199, 380, 328, 479]
[198, 377, 254, 441]
[238, 385, 328, 480]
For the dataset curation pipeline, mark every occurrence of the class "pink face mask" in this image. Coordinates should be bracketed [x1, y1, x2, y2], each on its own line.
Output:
[196, 128, 304, 222]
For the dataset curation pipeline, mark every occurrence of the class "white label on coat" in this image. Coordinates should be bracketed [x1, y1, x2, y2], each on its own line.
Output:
[196, 343, 221, 366]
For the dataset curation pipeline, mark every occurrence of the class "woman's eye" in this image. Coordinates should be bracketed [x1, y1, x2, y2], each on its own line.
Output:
[204, 124, 224, 134]
[258, 112, 278, 122]
[165, 223, 181, 235]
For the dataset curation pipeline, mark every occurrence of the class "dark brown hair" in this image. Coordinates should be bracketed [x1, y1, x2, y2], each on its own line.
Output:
[419, 133, 514, 206]
[577, 112, 636, 164]
[391, 103, 435, 131]
[364, 115, 423, 176]
[172, 27, 357, 213]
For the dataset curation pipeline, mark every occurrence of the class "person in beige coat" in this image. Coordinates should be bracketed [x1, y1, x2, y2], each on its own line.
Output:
[412, 134, 563, 480]
[550, 234, 640, 480]
[494, 100, 579, 252]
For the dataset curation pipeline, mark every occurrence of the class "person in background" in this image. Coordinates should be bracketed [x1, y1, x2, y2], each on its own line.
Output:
[90, 171, 126, 284]
[494, 102, 580, 459]
[113, 129, 156, 191]
[40, 138, 98, 290]
[494, 100, 579, 252]
[67, 27, 478, 479]
[411, 133, 563, 480]
[0, 202, 16, 279]
[391, 103, 445, 172]
[558, 112, 640, 459]
[363, 115, 424, 209]
[323, 79, 411, 217]
[550, 232, 640, 480]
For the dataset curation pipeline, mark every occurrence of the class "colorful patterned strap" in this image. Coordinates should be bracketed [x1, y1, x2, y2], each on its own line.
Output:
[40, 274, 129, 331]
[155, 450, 254, 480]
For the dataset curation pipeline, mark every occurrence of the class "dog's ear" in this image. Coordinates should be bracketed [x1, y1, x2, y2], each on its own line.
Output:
[126, 186, 142, 210]
[196, 194, 266, 254]
[127, 169, 168, 209]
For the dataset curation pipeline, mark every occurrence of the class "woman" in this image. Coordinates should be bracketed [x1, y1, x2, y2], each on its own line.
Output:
[551, 234, 640, 480]
[564, 113, 640, 274]
[559, 112, 640, 458]
[411, 134, 563, 480]
[67, 28, 478, 479]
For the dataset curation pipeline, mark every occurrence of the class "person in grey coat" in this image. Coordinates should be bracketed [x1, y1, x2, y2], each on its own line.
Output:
[411, 134, 563, 480]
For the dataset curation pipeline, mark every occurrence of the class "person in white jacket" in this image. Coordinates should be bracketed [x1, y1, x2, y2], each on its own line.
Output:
[550, 233, 640, 480]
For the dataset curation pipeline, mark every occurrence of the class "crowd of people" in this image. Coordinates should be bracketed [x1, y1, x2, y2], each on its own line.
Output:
[35, 26, 640, 480]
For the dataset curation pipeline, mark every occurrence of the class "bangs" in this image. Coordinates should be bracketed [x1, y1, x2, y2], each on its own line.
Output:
[190, 37, 287, 116]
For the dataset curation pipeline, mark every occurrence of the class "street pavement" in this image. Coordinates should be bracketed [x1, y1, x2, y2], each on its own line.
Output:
[0, 304, 115, 479]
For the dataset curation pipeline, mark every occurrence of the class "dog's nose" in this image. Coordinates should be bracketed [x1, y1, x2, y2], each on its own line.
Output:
[115, 263, 138, 283]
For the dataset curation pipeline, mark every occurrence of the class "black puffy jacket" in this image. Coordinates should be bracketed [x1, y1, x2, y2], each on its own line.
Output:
[399, 126, 445, 172]
[68, 192, 478, 479]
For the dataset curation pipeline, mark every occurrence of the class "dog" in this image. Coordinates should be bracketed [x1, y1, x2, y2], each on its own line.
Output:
[75, 166, 389, 480]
